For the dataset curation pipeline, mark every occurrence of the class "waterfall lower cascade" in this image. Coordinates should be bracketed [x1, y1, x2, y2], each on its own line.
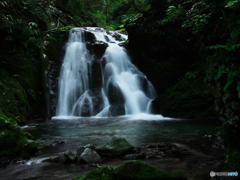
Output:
[56, 27, 158, 118]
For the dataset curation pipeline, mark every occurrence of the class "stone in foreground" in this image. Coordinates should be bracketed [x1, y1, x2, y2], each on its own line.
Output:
[97, 137, 133, 157]
[72, 166, 116, 180]
[115, 160, 187, 180]
[72, 161, 187, 180]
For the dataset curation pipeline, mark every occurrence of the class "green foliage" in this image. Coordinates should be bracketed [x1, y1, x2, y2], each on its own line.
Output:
[160, 78, 216, 117]
[182, 1, 213, 33]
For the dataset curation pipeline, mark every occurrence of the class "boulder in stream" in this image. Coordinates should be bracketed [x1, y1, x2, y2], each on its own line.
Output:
[52, 154, 68, 164]
[64, 150, 75, 162]
[97, 137, 133, 157]
[80, 148, 101, 163]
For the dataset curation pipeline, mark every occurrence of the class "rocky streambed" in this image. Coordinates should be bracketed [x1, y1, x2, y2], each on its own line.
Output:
[0, 117, 225, 180]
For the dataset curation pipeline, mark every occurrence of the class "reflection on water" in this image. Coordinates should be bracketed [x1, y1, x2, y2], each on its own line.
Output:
[0, 118, 222, 180]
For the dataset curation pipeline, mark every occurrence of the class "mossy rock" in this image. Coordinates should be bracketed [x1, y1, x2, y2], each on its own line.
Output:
[0, 114, 37, 158]
[97, 137, 133, 157]
[0, 70, 29, 125]
[72, 166, 117, 180]
[115, 160, 187, 180]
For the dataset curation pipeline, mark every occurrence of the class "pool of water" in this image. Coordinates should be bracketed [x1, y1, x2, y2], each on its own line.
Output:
[0, 117, 224, 180]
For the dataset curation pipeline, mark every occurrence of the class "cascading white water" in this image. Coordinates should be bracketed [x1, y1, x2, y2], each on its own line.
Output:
[56, 29, 91, 116]
[103, 43, 156, 115]
[56, 27, 157, 117]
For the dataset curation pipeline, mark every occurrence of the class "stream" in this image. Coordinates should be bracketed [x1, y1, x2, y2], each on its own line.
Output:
[0, 117, 224, 180]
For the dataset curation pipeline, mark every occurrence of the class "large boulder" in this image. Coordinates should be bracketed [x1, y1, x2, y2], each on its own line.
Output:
[52, 154, 68, 164]
[72, 166, 117, 180]
[76, 144, 97, 163]
[76, 145, 85, 163]
[107, 79, 125, 105]
[80, 148, 101, 163]
[115, 160, 187, 180]
[84, 31, 96, 43]
[97, 137, 133, 157]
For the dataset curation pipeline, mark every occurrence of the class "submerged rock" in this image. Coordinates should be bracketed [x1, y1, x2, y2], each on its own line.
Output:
[115, 160, 187, 180]
[64, 150, 75, 162]
[112, 33, 123, 41]
[97, 137, 133, 157]
[80, 148, 101, 163]
[52, 154, 68, 164]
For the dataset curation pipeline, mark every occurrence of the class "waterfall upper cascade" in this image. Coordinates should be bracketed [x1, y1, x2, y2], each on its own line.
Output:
[56, 27, 158, 118]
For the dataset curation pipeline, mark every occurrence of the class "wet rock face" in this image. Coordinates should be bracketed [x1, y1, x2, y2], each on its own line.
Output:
[107, 79, 125, 116]
[44, 31, 69, 117]
[89, 60, 102, 89]
[81, 98, 91, 117]
[107, 79, 125, 105]
[137, 75, 149, 94]
[84, 31, 96, 43]
[109, 104, 125, 116]
[86, 41, 108, 59]
[88, 88, 104, 116]
[112, 33, 123, 41]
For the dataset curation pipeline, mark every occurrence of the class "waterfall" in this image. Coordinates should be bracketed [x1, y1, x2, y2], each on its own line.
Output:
[56, 27, 157, 117]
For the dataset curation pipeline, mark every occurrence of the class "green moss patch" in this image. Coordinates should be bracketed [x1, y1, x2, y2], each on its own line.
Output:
[115, 160, 187, 180]
[72, 161, 187, 180]
[98, 137, 133, 157]
[72, 166, 117, 180]
[0, 114, 37, 158]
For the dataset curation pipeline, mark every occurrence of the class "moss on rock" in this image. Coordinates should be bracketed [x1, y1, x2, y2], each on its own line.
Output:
[72, 161, 187, 180]
[115, 160, 187, 180]
[97, 137, 133, 157]
[0, 114, 37, 158]
[72, 166, 117, 180]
